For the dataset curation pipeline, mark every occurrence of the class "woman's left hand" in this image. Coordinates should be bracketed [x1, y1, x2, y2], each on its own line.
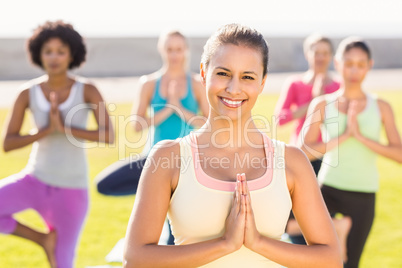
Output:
[347, 101, 362, 138]
[240, 173, 262, 251]
[167, 80, 181, 108]
[49, 92, 65, 133]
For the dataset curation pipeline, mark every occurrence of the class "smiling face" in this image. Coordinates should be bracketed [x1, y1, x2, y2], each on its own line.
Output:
[336, 47, 372, 86]
[40, 37, 72, 75]
[201, 44, 266, 122]
[306, 41, 332, 73]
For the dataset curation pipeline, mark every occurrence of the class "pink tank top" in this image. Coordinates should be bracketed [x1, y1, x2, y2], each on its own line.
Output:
[167, 132, 292, 267]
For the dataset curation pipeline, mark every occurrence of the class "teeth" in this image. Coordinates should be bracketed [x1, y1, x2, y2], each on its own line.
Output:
[222, 98, 242, 105]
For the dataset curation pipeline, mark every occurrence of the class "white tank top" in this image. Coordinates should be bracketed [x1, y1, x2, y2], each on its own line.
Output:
[167, 132, 291, 267]
[23, 78, 90, 188]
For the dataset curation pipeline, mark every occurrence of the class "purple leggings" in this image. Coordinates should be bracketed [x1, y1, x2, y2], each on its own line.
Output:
[0, 174, 88, 268]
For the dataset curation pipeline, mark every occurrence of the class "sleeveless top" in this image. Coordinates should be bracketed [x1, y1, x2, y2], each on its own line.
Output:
[150, 74, 199, 146]
[23, 79, 91, 189]
[167, 132, 291, 267]
[318, 92, 382, 193]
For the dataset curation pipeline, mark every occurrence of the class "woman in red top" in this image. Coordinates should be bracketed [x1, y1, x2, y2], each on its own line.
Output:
[275, 34, 340, 155]
[274, 34, 350, 261]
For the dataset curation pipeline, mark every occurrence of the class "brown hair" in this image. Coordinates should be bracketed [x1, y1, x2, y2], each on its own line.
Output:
[157, 30, 188, 51]
[335, 36, 372, 61]
[303, 33, 333, 55]
[27, 20, 86, 69]
[201, 23, 269, 76]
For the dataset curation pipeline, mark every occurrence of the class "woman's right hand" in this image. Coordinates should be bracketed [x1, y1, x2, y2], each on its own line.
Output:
[345, 100, 359, 137]
[222, 174, 246, 252]
[48, 92, 64, 133]
[167, 80, 181, 108]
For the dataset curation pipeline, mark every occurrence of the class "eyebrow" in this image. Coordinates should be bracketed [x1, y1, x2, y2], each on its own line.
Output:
[216, 67, 258, 76]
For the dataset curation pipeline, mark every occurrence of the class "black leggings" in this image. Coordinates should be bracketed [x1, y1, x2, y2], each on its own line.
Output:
[321, 185, 375, 268]
[95, 156, 175, 245]
[96, 156, 147, 196]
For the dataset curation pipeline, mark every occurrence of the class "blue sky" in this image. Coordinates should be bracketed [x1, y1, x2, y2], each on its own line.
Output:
[1, 0, 402, 38]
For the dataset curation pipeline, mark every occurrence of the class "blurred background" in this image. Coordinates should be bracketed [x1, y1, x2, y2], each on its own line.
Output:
[1, 1, 402, 267]
[1, 0, 402, 80]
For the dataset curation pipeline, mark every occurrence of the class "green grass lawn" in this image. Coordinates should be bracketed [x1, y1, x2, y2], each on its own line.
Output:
[1, 92, 401, 267]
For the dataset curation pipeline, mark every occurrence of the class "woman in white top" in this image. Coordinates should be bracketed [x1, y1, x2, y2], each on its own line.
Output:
[123, 23, 342, 268]
[0, 21, 114, 268]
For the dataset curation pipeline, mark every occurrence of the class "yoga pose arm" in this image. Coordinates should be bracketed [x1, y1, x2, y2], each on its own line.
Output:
[62, 84, 114, 144]
[3, 89, 53, 152]
[274, 80, 307, 125]
[242, 146, 342, 268]
[123, 141, 244, 268]
[166, 76, 208, 128]
[133, 76, 175, 132]
[171, 75, 208, 128]
[352, 99, 402, 163]
[300, 97, 350, 160]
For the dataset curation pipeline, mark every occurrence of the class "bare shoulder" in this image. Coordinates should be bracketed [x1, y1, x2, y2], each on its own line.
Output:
[13, 88, 30, 109]
[17, 87, 30, 99]
[144, 139, 182, 187]
[81, 81, 104, 103]
[137, 72, 159, 96]
[285, 144, 310, 170]
[284, 144, 313, 192]
[140, 72, 159, 87]
[147, 139, 181, 171]
[311, 95, 327, 110]
[83, 82, 99, 93]
[377, 98, 393, 112]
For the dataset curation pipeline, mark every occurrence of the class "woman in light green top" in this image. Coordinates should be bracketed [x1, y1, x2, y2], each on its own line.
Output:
[300, 37, 402, 268]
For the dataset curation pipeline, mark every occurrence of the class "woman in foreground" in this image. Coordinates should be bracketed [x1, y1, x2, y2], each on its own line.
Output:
[123, 24, 342, 268]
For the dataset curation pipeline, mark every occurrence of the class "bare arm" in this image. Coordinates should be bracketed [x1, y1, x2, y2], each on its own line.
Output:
[243, 147, 342, 268]
[300, 97, 350, 160]
[123, 141, 244, 268]
[133, 76, 174, 132]
[354, 99, 402, 163]
[3, 89, 53, 152]
[275, 75, 334, 125]
[291, 104, 310, 120]
[291, 74, 328, 120]
[173, 75, 208, 128]
[63, 84, 114, 144]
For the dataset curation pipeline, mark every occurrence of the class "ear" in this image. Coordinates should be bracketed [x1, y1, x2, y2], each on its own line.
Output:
[259, 74, 267, 94]
[369, 59, 374, 69]
[200, 63, 206, 86]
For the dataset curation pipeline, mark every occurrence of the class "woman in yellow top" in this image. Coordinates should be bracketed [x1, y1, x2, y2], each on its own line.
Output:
[123, 24, 342, 268]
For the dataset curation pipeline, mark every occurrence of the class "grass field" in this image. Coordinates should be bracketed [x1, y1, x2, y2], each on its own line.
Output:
[1, 92, 401, 267]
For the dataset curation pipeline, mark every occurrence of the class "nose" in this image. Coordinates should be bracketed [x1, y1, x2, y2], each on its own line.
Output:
[225, 77, 242, 95]
[350, 66, 359, 74]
